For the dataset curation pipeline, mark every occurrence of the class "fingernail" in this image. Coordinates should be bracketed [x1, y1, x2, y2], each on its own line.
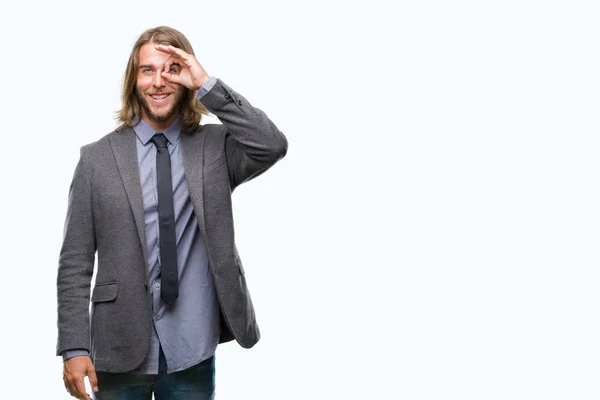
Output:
[93, 386, 99, 392]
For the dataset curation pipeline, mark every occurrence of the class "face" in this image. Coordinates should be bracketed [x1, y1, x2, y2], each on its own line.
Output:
[135, 42, 185, 130]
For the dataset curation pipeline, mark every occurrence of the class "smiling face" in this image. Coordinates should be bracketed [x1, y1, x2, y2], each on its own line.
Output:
[135, 42, 185, 131]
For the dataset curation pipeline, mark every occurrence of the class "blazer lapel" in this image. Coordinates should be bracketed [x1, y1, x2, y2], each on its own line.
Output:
[109, 127, 149, 267]
[180, 129, 208, 241]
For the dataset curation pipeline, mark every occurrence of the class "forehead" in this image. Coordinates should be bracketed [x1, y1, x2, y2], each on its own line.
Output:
[138, 43, 169, 66]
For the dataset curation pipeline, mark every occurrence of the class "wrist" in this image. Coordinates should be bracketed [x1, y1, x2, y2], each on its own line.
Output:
[194, 75, 211, 91]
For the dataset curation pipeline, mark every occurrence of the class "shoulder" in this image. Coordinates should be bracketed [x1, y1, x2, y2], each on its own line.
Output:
[81, 126, 131, 152]
[77, 127, 128, 167]
[181, 122, 228, 156]
[195, 122, 228, 151]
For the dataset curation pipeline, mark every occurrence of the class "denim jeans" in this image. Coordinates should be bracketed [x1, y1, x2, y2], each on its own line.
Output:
[93, 348, 215, 400]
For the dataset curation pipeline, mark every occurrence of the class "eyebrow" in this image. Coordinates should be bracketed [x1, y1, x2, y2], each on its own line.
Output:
[139, 63, 180, 70]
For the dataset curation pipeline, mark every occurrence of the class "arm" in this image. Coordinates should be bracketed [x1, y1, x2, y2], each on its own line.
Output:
[56, 148, 98, 399]
[156, 44, 288, 190]
[199, 77, 288, 189]
[56, 148, 96, 355]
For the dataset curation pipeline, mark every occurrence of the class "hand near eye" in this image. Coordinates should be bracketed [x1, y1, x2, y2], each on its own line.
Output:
[155, 44, 211, 91]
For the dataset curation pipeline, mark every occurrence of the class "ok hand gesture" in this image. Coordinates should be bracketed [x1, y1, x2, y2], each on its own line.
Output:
[155, 44, 211, 91]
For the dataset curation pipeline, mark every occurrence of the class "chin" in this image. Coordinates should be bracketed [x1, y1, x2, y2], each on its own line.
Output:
[151, 104, 174, 117]
[152, 108, 171, 118]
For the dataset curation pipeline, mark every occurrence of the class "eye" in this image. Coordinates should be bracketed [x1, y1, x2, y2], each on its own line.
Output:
[169, 64, 181, 74]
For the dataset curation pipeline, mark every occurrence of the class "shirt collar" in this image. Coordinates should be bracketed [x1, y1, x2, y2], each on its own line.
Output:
[132, 116, 182, 146]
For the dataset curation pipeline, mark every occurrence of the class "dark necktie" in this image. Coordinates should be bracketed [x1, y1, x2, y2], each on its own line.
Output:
[150, 133, 179, 305]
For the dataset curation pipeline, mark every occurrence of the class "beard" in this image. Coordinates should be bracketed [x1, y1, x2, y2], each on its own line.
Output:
[135, 87, 186, 124]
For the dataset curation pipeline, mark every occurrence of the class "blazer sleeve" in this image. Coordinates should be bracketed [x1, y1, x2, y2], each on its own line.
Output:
[56, 147, 97, 356]
[199, 78, 288, 190]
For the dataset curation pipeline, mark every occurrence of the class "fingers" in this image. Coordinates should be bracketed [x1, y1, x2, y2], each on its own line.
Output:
[88, 364, 99, 393]
[154, 43, 206, 89]
[74, 379, 89, 400]
[65, 375, 88, 400]
[160, 70, 182, 85]
[155, 44, 194, 64]
[162, 55, 183, 84]
[160, 53, 186, 85]
[164, 54, 190, 70]
[163, 55, 182, 70]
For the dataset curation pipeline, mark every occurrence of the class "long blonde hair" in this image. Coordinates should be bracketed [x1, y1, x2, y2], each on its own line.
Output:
[117, 26, 209, 133]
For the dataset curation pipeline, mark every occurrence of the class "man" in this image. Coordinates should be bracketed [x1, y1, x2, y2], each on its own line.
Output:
[56, 26, 287, 400]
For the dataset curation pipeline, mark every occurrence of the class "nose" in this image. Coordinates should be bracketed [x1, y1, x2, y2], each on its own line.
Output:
[152, 70, 166, 88]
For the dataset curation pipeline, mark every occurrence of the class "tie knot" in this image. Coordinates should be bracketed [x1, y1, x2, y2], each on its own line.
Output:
[151, 133, 168, 149]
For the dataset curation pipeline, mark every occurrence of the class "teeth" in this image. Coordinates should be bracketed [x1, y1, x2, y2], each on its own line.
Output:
[151, 94, 168, 99]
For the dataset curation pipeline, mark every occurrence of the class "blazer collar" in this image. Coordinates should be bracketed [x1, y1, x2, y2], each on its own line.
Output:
[180, 127, 208, 240]
[109, 126, 149, 268]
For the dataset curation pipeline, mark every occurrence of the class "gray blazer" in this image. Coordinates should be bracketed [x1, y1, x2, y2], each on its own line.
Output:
[56, 78, 288, 373]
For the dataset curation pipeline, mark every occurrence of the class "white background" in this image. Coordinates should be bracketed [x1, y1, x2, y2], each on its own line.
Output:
[0, 0, 599, 399]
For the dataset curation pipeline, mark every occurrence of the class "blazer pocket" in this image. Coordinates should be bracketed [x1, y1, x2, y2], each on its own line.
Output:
[91, 282, 118, 303]
[203, 153, 227, 175]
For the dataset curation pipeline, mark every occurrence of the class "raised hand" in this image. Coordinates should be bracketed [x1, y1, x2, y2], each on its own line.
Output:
[155, 44, 210, 91]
